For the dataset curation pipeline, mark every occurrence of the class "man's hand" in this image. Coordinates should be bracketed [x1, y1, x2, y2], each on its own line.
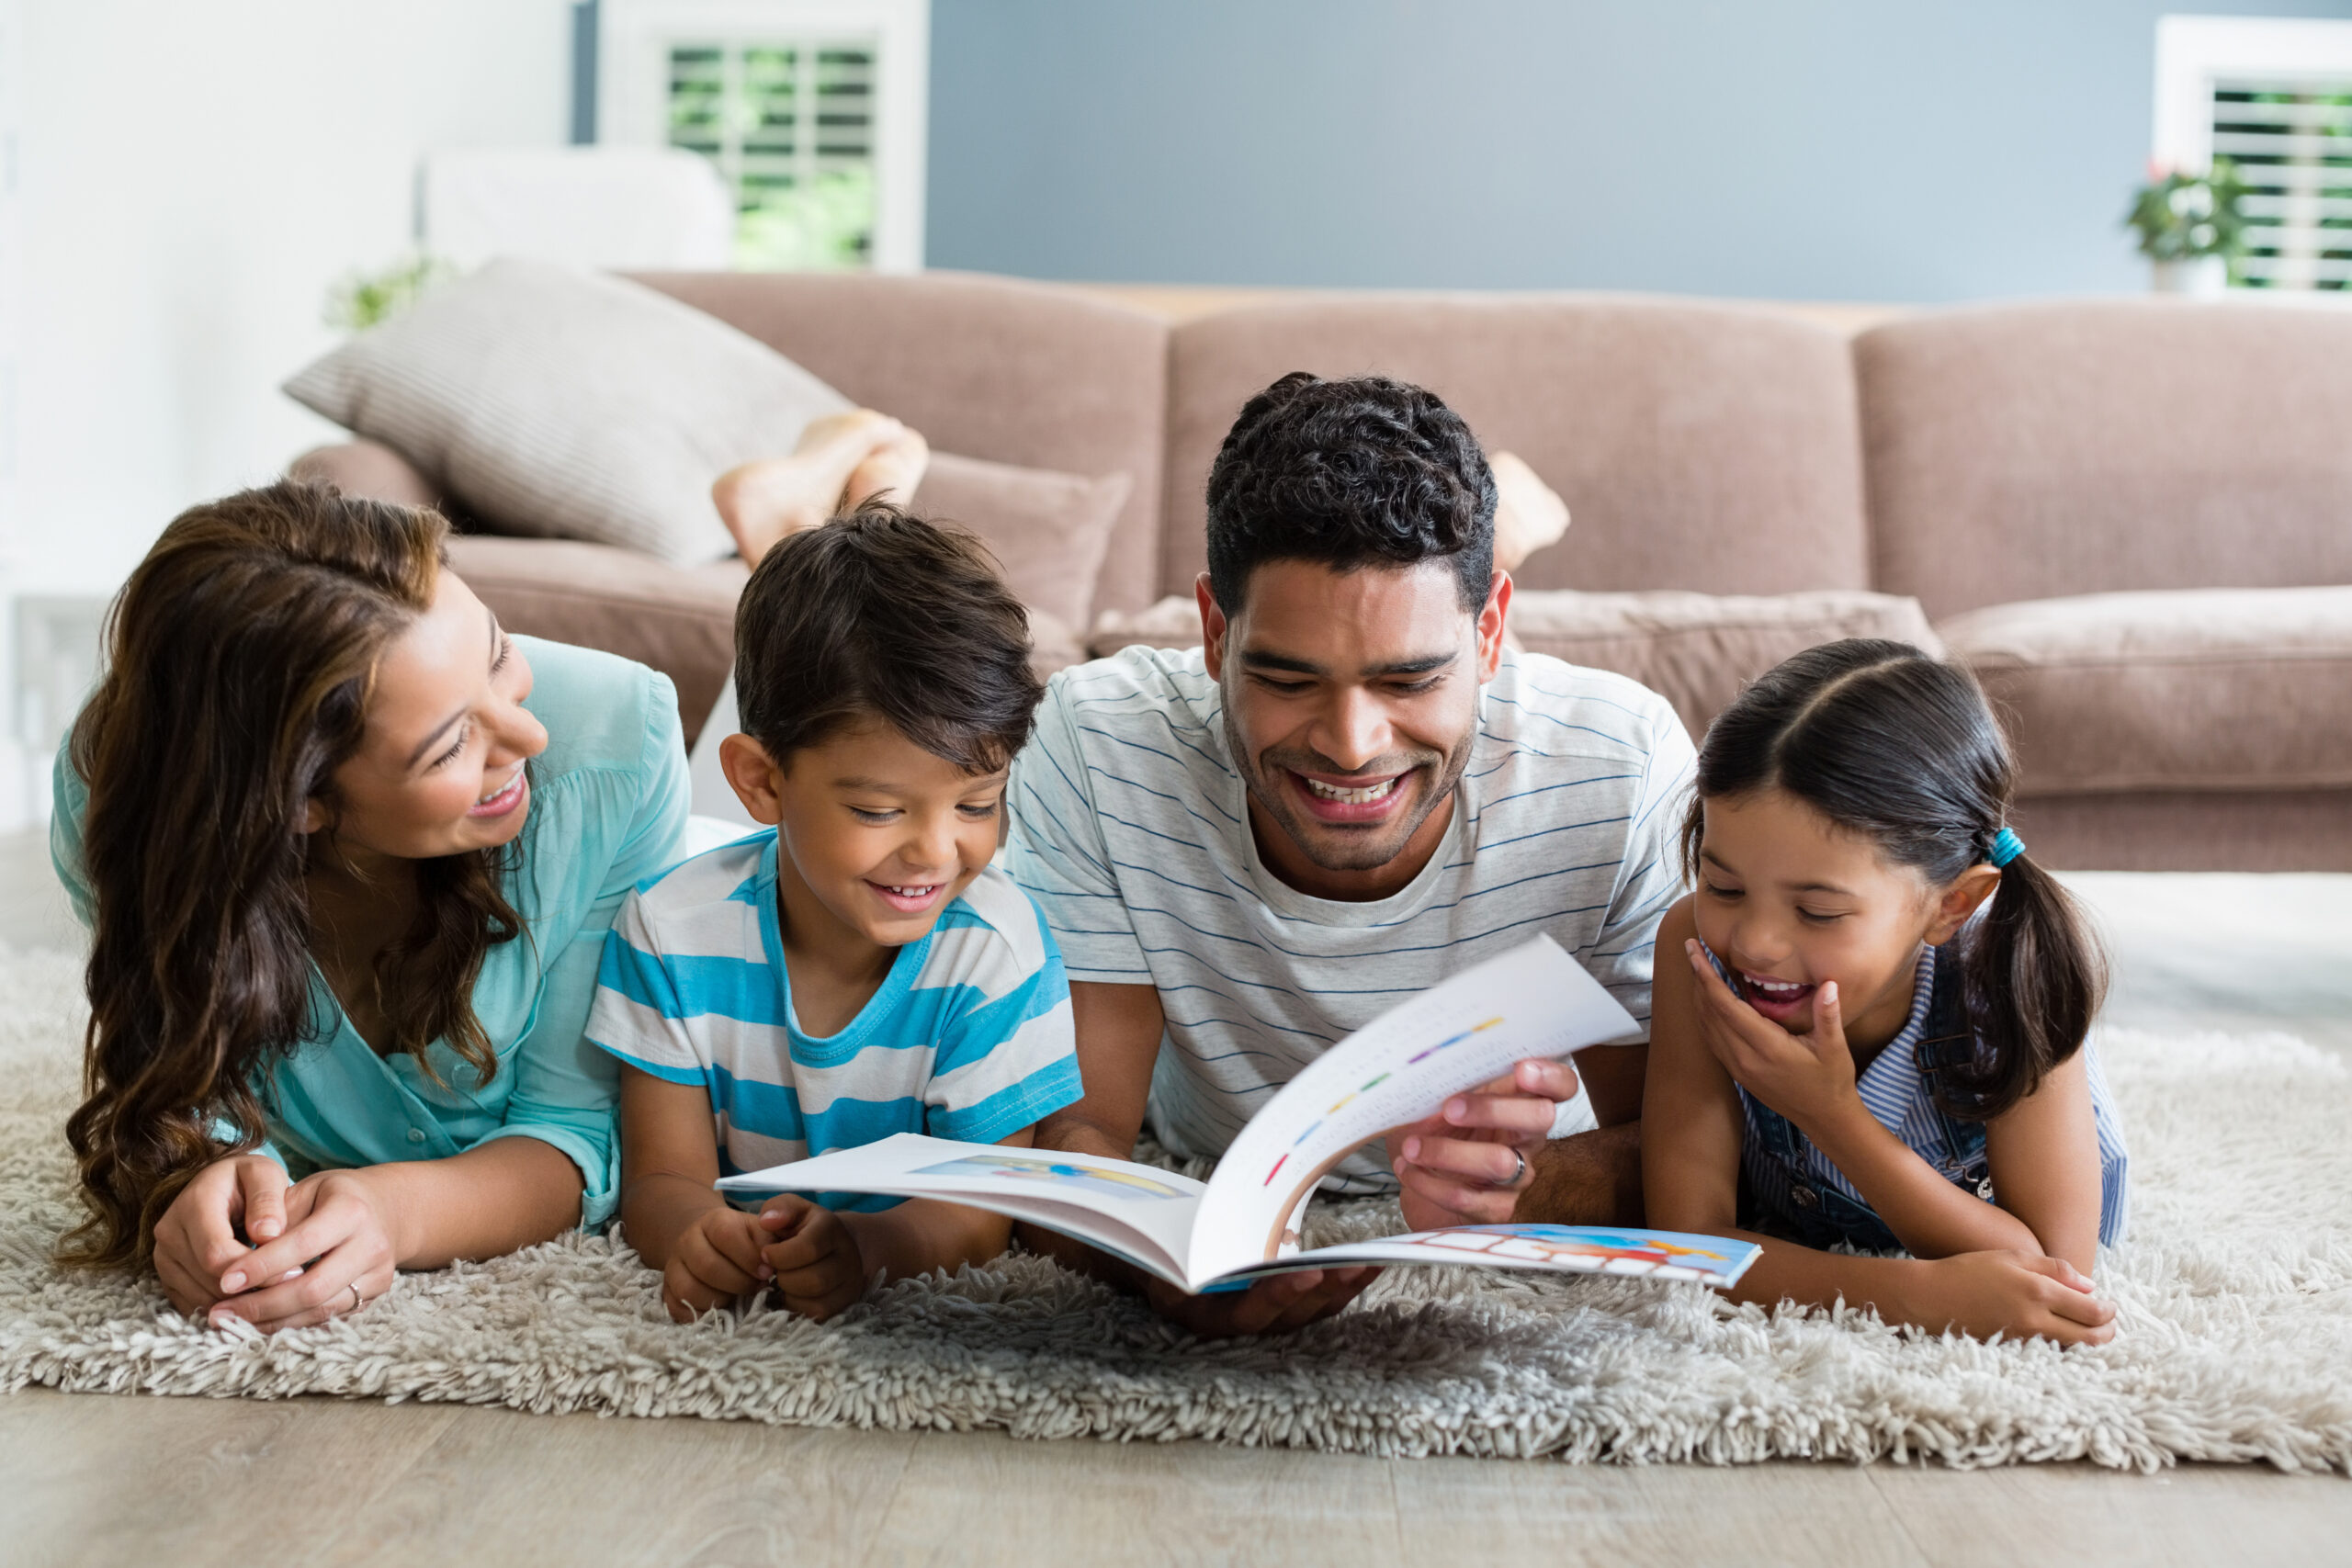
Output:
[1388, 1058, 1579, 1229]
[760, 1196, 869, 1322]
[1139, 1267, 1380, 1338]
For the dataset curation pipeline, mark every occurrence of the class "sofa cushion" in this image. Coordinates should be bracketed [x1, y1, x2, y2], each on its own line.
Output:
[286, 259, 854, 568]
[1162, 296, 1869, 599]
[1858, 300, 2352, 620]
[1510, 589, 1942, 740]
[1939, 586, 2352, 795]
[1090, 588, 1941, 742]
[914, 453, 1130, 632]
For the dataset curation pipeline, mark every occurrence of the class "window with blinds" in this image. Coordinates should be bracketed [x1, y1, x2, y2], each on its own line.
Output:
[2212, 84, 2352, 291]
[2154, 17, 2352, 293]
[599, 0, 928, 274]
[666, 39, 879, 270]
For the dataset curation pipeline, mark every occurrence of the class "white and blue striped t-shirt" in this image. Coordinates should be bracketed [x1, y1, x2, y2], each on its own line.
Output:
[1006, 645, 1696, 1194]
[588, 830, 1083, 1212]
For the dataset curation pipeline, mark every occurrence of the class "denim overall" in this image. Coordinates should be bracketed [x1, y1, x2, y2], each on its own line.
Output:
[1736, 951, 1995, 1254]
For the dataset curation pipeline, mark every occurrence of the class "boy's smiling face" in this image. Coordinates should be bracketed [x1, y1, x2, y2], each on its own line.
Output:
[720, 716, 1006, 953]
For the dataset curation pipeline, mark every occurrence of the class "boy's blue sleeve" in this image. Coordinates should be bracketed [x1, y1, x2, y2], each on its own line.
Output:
[922, 902, 1083, 1145]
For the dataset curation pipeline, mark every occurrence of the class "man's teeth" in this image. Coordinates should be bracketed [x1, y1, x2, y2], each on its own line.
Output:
[1305, 775, 1400, 805]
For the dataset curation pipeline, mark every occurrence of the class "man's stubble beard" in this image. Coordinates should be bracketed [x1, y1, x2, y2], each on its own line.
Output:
[1222, 705, 1477, 875]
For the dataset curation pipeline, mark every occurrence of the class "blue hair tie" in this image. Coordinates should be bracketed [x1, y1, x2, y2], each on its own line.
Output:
[1989, 827, 2026, 867]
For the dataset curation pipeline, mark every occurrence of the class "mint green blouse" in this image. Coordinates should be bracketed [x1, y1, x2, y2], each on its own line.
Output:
[51, 636, 691, 1231]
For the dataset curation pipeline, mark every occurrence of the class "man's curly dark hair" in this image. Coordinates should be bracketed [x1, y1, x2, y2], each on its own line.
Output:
[1204, 372, 1497, 615]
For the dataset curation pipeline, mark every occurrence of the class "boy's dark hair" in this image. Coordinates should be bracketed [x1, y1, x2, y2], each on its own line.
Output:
[735, 500, 1042, 773]
[1204, 372, 1497, 615]
[1679, 638, 2106, 1121]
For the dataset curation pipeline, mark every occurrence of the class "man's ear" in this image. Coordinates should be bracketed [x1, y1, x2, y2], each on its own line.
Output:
[1476, 569, 1514, 682]
[1194, 572, 1231, 680]
[718, 733, 788, 826]
[1926, 863, 2003, 945]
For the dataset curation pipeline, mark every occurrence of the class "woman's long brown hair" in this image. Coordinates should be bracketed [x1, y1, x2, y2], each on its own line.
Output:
[60, 481, 526, 1269]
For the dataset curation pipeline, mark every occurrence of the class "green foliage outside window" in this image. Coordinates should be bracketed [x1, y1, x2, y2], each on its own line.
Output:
[2125, 159, 2248, 262]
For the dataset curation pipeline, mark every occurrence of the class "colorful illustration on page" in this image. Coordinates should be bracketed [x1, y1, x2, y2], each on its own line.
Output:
[1257, 1016, 1505, 1190]
[911, 1154, 1191, 1201]
[1403, 1224, 1736, 1280]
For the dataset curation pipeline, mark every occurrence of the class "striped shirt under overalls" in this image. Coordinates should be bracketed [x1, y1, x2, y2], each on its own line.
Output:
[1706, 941, 2131, 1251]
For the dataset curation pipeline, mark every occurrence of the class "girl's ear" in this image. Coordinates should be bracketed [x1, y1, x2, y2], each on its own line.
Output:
[718, 733, 788, 826]
[1927, 863, 2003, 945]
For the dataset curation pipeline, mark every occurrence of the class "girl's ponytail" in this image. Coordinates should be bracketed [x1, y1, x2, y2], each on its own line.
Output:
[1951, 843, 2106, 1118]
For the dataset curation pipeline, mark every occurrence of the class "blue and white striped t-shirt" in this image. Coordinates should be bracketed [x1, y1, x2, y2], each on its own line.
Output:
[1006, 645, 1696, 1194]
[587, 830, 1083, 1211]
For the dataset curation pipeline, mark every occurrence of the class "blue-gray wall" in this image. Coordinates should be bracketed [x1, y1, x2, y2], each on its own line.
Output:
[928, 0, 2352, 300]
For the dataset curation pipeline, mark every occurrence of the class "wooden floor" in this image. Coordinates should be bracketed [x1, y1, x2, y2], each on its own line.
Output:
[5, 833, 2349, 1565]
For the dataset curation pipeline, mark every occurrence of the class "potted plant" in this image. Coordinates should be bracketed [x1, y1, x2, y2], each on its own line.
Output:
[2126, 159, 2248, 296]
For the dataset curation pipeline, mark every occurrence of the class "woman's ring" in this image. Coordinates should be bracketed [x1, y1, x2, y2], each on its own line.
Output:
[348, 1282, 365, 1314]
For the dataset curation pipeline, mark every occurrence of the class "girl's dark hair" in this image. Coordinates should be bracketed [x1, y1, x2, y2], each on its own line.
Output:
[61, 480, 526, 1269]
[1679, 638, 2105, 1119]
[735, 499, 1043, 773]
[1204, 372, 1497, 615]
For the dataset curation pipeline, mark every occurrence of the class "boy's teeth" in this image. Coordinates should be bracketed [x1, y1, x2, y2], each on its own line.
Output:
[1306, 775, 1400, 804]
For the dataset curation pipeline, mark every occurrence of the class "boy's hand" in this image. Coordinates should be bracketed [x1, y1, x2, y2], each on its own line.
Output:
[759, 1195, 870, 1322]
[662, 1205, 783, 1323]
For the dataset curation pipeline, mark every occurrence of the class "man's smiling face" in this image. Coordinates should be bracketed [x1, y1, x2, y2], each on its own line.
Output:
[1202, 557, 1509, 901]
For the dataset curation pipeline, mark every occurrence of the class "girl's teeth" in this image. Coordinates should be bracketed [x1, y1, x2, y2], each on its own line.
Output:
[1306, 776, 1400, 804]
[1742, 972, 1810, 996]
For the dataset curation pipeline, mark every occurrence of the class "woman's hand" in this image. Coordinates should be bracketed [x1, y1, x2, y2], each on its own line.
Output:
[1909, 1249, 2118, 1347]
[1388, 1059, 1577, 1229]
[760, 1197, 870, 1322]
[150, 1153, 292, 1318]
[1683, 940, 1860, 1135]
[203, 1168, 401, 1333]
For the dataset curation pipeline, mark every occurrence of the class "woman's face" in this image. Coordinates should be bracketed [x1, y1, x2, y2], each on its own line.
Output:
[309, 570, 548, 865]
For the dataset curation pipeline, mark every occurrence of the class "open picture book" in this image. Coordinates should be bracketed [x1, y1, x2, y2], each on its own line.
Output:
[717, 936, 1760, 1294]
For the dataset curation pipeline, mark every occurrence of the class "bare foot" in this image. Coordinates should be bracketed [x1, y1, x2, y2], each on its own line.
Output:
[842, 421, 930, 510]
[711, 410, 906, 566]
[1489, 451, 1568, 575]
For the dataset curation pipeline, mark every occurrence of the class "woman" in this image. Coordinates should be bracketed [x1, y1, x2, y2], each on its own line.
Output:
[52, 480, 689, 1331]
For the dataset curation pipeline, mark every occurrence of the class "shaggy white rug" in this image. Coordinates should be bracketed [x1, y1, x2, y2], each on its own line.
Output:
[2, 945, 2346, 1472]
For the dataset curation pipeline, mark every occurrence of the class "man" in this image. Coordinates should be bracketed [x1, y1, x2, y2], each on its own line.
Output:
[1007, 372, 1695, 1333]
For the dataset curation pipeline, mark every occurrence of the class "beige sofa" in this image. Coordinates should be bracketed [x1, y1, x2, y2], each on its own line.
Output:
[291, 272, 2352, 872]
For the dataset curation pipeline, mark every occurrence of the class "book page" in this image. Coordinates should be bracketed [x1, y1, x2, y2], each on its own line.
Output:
[1214, 1224, 1761, 1291]
[1184, 937, 1637, 1283]
[715, 1133, 1206, 1287]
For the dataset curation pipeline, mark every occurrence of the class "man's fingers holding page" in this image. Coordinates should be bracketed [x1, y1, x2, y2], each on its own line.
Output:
[1399, 1133, 1526, 1186]
[1394, 1156, 1520, 1224]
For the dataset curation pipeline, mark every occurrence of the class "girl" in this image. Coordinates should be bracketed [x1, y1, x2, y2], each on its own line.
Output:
[1643, 639, 2129, 1346]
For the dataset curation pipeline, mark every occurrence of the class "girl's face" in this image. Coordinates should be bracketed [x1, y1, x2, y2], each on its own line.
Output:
[307, 570, 548, 866]
[1691, 787, 1985, 1049]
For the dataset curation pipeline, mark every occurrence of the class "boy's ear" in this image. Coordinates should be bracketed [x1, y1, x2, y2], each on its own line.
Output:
[718, 733, 788, 826]
[1926, 863, 2003, 946]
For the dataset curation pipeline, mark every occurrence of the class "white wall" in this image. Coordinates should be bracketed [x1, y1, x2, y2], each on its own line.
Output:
[0, 0, 574, 829]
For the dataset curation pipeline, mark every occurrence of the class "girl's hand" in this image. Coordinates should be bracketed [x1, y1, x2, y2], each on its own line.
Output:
[1387, 1059, 1576, 1228]
[1912, 1249, 2118, 1347]
[1684, 939, 1860, 1135]
[151, 1152, 293, 1317]
[204, 1169, 401, 1333]
[662, 1205, 787, 1323]
[759, 1196, 869, 1322]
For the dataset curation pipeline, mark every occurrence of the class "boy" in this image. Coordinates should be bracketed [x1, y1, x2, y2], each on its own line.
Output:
[589, 502, 1080, 1322]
